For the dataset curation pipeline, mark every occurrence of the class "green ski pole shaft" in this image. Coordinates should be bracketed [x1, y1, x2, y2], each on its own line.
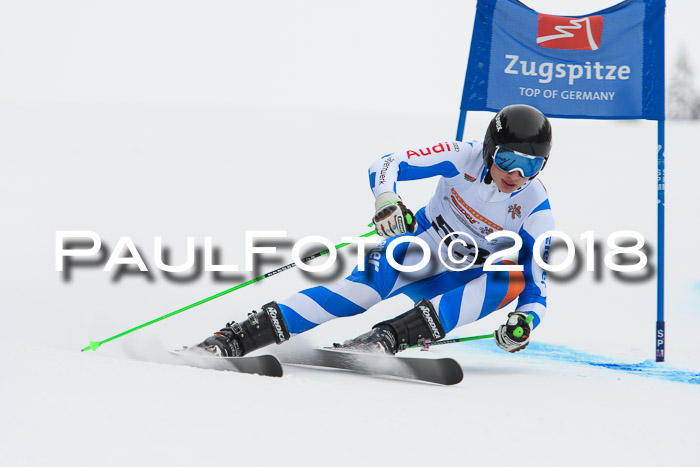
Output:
[82, 230, 378, 352]
[407, 333, 494, 350]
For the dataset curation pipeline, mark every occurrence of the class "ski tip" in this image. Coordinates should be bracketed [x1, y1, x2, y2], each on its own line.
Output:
[257, 355, 284, 377]
[441, 358, 464, 385]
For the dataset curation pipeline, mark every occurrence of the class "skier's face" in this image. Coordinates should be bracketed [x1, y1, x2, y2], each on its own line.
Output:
[490, 163, 528, 193]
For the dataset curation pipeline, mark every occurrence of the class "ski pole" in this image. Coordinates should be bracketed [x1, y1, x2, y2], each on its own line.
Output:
[408, 315, 533, 350]
[408, 333, 494, 350]
[81, 230, 378, 352]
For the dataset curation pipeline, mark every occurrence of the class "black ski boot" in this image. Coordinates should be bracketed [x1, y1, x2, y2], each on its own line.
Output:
[335, 299, 445, 354]
[196, 301, 290, 357]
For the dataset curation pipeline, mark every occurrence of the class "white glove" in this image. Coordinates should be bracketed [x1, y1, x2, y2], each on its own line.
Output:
[372, 192, 417, 238]
[494, 312, 534, 353]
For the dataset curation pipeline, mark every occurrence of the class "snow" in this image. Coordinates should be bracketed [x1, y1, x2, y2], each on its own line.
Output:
[2, 341, 698, 467]
[1, 1, 700, 466]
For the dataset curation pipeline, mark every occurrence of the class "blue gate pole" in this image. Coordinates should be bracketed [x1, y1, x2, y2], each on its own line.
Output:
[456, 110, 467, 141]
[656, 119, 665, 362]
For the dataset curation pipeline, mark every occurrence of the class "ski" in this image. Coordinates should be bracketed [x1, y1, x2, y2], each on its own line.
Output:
[168, 350, 283, 378]
[278, 348, 463, 385]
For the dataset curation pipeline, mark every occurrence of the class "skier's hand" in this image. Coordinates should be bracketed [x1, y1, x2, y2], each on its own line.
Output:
[494, 312, 534, 353]
[372, 192, 417, 238]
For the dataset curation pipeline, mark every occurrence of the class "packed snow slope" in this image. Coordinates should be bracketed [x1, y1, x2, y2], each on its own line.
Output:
[2, 338, 699, 467]
[1, 1, 700, 466]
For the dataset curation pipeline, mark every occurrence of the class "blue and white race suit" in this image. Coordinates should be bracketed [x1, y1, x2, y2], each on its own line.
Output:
[278, 140, 554, 335]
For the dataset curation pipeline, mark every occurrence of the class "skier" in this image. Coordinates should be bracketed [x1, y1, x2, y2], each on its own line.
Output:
[196, 104, 554, 357]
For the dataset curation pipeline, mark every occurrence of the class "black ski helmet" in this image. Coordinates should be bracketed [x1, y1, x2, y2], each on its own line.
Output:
[483, 104, 552, 180]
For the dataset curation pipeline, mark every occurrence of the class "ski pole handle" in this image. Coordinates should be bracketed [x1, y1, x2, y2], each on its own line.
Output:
[512, 314, 534, 338]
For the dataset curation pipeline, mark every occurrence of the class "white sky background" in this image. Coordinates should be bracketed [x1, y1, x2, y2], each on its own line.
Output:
[0, 0, 696, 112]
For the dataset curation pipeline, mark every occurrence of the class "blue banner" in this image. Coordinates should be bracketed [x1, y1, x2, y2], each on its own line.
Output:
[461, 0, 665, 120]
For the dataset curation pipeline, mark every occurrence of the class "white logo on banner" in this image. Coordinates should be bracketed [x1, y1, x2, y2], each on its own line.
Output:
[536, 17, 600, 50]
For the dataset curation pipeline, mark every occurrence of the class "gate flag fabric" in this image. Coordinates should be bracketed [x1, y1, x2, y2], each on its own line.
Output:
[460, 0, 664, 120]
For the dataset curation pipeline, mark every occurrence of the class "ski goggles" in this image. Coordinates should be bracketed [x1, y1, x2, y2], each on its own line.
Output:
[493, 146, 546, 178]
